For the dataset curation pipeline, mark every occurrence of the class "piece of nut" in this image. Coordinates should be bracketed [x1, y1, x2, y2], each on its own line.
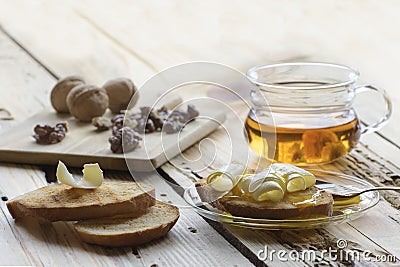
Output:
[103, 78, 139, 113]
[163, 120, 182, 134]
[109, 127, 142, 153]
[66, 84, 109, 122]
[92, 116, 113, 131]
[111, 113, 138, 130]
[50, 75, 85, 113]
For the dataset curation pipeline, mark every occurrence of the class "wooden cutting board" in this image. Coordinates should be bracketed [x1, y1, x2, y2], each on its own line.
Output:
[0, 103, 226, 171]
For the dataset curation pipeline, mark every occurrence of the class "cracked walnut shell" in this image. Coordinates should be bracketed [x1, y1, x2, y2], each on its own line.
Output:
[66, 84, 109, 122]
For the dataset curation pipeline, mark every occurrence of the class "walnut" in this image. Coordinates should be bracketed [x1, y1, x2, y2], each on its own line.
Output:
[66, 84, 109, 122]
[50, 75, 85, 113]
[33, 122, 68, 144]
[103, 78, 139, 113]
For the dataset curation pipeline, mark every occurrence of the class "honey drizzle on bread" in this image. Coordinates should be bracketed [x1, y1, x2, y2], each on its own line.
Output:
[195, 179, 333, 219]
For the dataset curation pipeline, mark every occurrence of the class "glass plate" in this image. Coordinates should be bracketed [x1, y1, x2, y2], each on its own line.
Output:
[183, 169, 380, 230]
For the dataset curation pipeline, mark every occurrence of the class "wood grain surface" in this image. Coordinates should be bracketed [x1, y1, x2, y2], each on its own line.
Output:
[0, 1, 399, 266]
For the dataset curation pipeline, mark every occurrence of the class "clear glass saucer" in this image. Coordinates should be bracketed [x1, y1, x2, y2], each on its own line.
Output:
[183, 169, 380, 230]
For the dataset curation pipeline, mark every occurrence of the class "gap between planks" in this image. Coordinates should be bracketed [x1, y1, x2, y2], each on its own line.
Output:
[0, 25, 59, 80]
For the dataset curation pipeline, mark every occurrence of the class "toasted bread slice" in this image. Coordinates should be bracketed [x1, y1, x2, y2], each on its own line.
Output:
[7, 182, 155, 221]
[74, 201, 179, 247]
[195, 179, 333, 219]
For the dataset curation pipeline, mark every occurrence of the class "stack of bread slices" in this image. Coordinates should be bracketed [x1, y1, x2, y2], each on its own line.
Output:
[7, 181, 179, 247]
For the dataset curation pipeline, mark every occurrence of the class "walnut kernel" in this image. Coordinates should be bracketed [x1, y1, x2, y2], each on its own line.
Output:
[33, 122, 68, 144]
[92, 116, 113, 131]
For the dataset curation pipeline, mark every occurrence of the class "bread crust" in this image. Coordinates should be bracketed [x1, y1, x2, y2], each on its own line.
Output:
[7, 182, 155, 221]
[74, 202, 179, 247]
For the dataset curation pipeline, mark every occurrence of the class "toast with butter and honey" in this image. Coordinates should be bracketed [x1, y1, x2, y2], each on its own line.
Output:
[74, 201, 179, 247]
[7, 181, 155, 221]
[195, 163, 333, 219]
[196, 179, 333, 219]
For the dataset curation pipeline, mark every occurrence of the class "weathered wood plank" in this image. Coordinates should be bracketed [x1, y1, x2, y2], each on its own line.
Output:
[349, 201, 400, 257]
[0, 1, 156, 100]
[0, 29, 54, 127]
[0, 199, 31, 266]
[361, 133, 400, 167]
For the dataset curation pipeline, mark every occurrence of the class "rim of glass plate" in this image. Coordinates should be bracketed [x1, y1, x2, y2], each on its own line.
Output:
[184, 169, 380, 224]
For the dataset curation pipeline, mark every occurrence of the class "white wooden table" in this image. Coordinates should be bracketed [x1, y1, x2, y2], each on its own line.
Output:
[0, 1, 399, 266]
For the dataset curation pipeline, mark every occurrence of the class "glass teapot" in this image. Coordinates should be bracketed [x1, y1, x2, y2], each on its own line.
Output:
[245, 62, 392, 165]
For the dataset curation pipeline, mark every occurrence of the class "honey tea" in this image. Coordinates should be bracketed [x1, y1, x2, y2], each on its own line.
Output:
[244, 109, 361, 165]
[245, 63, 391, 165]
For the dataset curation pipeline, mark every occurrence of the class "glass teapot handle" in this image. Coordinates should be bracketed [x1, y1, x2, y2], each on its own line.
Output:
[355, 84, 392, 135]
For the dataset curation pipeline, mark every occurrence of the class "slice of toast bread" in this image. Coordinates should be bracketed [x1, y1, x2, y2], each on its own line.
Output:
[74, 201, 179, 247]
[195, 179, 333, 219]
[7, 182, 155, 221]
